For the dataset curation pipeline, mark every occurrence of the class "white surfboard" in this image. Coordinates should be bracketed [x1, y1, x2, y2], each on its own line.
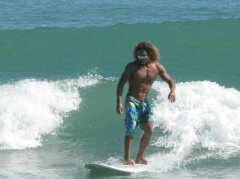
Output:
[85, 163, 146, 175]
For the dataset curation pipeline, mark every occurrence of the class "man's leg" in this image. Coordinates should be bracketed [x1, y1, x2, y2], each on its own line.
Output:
[124, 135, 134, 165]
[136, 121, 153, 164]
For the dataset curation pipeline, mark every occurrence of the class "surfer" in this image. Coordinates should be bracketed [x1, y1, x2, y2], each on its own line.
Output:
[116, 41, 176, 165]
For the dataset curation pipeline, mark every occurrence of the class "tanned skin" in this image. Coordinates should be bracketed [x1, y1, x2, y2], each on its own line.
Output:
[116, 49, 176, 165]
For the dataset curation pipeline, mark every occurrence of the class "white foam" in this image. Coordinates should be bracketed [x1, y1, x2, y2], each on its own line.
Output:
[0, 74, 101, 150]
[148, 81, 240, 171]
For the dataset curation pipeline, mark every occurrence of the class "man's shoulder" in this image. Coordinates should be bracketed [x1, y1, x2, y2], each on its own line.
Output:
[153, 62, 163, 68]
[126, 61, 138, 69]
[127, 61, 137, 65]
[155, 62, 166, 73]
[149, 62, 161, 68]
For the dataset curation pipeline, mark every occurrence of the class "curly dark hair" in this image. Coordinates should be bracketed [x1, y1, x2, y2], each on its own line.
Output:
[133, 41, 159, 62]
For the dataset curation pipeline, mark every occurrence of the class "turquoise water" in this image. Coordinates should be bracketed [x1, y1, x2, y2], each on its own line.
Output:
[0, 1, 240, 178]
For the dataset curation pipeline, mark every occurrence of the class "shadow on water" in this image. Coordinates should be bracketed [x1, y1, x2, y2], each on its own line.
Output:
[86, 170, 132, 179]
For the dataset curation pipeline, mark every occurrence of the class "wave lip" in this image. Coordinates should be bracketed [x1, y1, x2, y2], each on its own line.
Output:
[0, 74, 101, 150]
[149, 81, 240, 171]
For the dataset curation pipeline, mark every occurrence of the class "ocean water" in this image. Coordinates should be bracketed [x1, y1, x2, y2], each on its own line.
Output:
[0, 1, 240, 178]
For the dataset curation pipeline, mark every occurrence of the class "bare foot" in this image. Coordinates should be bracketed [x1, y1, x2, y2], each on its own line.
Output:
[136, 157, 147, 165]
[124, 159, 134, 165]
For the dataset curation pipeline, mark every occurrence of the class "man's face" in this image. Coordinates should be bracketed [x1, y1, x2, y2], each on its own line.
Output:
[136, 50, 149, 65]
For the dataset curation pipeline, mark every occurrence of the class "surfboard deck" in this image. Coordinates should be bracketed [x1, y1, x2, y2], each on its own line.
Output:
[85, 163, 146, 175]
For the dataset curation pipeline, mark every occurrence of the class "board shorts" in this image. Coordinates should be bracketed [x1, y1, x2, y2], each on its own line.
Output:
[124, 95, 154, 137]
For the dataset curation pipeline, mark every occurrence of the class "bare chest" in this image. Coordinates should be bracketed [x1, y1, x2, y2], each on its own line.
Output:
[131, 65, 158, 82]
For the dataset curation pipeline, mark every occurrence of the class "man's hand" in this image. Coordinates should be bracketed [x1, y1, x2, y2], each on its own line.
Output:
[168, 91, 176, 103]
[116, 103, 124, 115]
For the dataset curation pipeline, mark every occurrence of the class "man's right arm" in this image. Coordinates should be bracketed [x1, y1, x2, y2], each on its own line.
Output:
[116, 63, 132, 115]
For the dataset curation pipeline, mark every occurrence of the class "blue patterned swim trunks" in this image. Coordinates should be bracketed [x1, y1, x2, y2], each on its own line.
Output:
[124, 95, 154, 137]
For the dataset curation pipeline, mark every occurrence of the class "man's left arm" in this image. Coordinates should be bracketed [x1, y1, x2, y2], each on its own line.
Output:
[157, 63, 176, 102]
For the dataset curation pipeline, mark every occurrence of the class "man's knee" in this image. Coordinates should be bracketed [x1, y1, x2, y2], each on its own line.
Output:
[146, 128, 153, 136]
[143, 122, 153, 136]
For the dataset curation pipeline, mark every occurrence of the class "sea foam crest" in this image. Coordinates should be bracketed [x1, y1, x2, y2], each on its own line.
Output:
[148, 81, 240, 171]
[0, 74, 101, 150]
